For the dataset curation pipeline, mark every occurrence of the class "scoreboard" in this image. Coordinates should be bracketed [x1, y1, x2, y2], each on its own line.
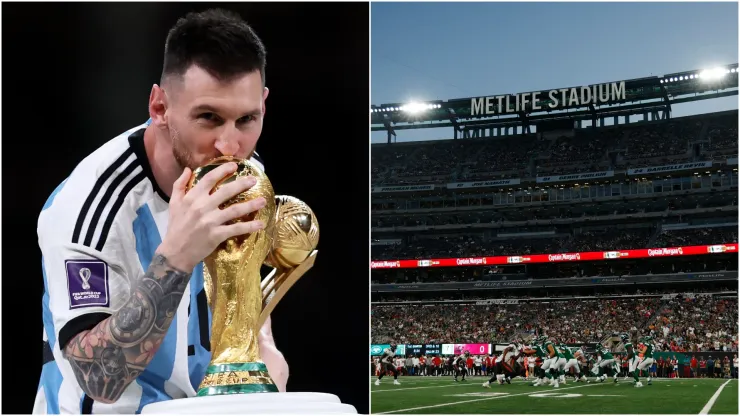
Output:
[406, 344, 423, 355]
[424, 343, 442, 355]
[401, 344, 442, 355]
[370, 343, 489, 356]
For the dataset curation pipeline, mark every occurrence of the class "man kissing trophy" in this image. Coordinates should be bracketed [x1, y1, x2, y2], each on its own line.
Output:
[142, 156, 356, 414]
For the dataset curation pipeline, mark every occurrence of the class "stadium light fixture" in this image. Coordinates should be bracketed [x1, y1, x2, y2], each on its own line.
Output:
[699, 67, 727, 81]
[401, 102, 439, 113]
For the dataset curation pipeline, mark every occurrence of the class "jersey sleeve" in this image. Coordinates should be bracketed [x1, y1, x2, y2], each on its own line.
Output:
[41, 239, 132, 351]
[39, 168, 135, 353]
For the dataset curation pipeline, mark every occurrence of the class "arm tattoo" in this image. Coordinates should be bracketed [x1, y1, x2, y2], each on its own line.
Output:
[62, 254, 190, 404]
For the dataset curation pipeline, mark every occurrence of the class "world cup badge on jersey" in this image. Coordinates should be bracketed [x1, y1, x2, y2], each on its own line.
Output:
[65, 260, 109, 308]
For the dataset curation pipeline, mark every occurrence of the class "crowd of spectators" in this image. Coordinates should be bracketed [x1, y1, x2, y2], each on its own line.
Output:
[569, 229, 653, 252]
[371, 112, 738, 184]
[372, 235, 571, 260]
[372, 192, 737, 227]
[704, 115, 738, 152]
[618, 118, 700, 162]
[535, 128, 618, 173]
[371, 294, 738, 354]
[655, 227, 738, 248]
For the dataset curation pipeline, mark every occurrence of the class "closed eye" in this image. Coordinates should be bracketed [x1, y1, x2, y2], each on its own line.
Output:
[237, 115, 256, 124]
[198, 113, 221, 123]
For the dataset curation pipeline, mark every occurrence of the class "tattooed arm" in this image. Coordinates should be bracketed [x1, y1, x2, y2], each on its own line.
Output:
[62, 253, 189, 404]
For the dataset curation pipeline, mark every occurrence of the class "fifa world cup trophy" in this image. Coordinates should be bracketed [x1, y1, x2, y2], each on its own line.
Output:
[141, 156, 356, 414]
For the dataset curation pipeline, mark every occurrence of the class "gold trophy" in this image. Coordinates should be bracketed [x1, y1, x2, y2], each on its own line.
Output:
[185, 156, 319, 397]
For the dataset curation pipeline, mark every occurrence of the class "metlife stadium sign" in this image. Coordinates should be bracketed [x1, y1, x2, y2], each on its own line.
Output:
[471, 82, 626, 116]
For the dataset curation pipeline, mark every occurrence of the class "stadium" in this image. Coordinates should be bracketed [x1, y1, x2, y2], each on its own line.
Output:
[370, 64, 739, 414]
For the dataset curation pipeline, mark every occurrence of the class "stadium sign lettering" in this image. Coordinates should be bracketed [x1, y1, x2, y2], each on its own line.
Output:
[471, 281, 533, 288]
[627, 161, 712, 175]
[371, 260, 401, 269]
[647, 247, 683, 257]
[471, 82, 626, 116]
[536, 171, 614, 184]
[456, 257, 487, 266]
[371, 184, 435, 193]
[475, 299, 520, 305]
[446, 179, 520, 189]
[691, 273, 728, 279]
[394, 285, 420, 289]
[594, 277, 626, 283]
[548, 253, 581, 261]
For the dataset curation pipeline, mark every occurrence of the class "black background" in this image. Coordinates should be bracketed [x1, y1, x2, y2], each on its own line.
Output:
[2, 2, 369, 413]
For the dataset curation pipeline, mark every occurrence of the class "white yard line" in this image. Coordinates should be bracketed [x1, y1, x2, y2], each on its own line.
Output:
[371, 377, 731, 383]
[372, 383, 468, 393]
[372, 379, 581, 390]
[698, 379, 734, 415]
[374, 382, 602, 414]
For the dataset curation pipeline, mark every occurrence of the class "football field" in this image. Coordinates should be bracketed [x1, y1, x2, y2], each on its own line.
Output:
[371, 376, 738, 414]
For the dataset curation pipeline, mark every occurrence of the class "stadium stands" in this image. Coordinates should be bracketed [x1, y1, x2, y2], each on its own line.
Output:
[371, 111, 737, 184]
[371, 294, 738, 353]
[371, 109, 738, 354]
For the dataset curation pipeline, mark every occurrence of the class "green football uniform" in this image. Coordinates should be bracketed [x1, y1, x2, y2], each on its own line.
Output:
[534, 345, 546, 358]
[544, 341, 564, 359]
[599, 347, 614, 360]
[624, 342, 634, 359]
[639, 340, 654, 358]
[559, 345, 575, 360]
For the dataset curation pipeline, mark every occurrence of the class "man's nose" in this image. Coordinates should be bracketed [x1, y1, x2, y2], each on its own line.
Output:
[214, 128, 240, 156]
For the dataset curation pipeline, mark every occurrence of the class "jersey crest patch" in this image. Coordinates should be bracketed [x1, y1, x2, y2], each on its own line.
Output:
[66, 259, 109, 308]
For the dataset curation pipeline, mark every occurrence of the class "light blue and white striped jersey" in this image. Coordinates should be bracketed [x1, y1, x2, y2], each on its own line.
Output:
[34, 121, 265, 414]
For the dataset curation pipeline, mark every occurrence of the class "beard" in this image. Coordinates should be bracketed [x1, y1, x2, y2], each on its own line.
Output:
[170, 125, 200, 171]
[169, 122, 254, 170]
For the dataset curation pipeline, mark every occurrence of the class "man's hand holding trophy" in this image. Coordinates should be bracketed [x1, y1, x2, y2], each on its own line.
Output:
[143, 156, 356, 414]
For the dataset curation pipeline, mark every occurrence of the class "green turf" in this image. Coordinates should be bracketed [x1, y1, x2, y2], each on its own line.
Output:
[708, 379, 738, 415]
[370, 376, 738, 414]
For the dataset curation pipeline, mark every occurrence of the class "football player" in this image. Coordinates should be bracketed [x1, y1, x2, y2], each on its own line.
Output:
[453, 351, 470, 382]
[375, 343, 400, 385]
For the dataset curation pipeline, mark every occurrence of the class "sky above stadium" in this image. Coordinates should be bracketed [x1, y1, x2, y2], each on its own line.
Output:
[371, 2, 739, 143]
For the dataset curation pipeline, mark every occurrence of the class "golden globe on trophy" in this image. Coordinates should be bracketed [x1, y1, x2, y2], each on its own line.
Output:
[142, 156, 356, 414]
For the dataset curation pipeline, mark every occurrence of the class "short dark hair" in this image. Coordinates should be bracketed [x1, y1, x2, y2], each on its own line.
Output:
[161, 8, 266, 86]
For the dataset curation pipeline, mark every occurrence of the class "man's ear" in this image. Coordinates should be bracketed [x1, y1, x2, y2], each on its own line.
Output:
[148, 84, 169, 127]
[262, 87, 269, 117]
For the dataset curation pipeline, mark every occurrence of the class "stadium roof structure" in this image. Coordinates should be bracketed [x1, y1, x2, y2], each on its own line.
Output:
[371, 64, 739, 143]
